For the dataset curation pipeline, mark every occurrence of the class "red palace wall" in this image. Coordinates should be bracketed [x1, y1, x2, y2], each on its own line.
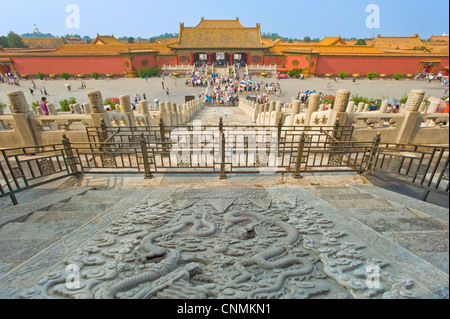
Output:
[315, 56, 450, 76]
[157, 56, 177, 66]
[131, 55, 158, 71]
[284, 56, 310, 70]
[11, 56, 125, 76]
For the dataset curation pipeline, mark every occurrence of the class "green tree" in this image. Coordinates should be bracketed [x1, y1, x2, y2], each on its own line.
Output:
[7, 32, 27, 48]
[0, 36, 8, 47]
[355, 39, 367, 45]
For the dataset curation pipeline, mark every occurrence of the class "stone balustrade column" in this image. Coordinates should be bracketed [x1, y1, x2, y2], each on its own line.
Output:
[363, 103, 370, 112]
[306, 93, 320, 125]
[120, 95, 135, 126]
[357, 102, 365, 113]
[418, 102, 427, 113]
[346, 101, 355, 113]
[396, 89, 425, 144]
[7, 91, 37, 146]
[330, 89, 350, 127]
[427, 101, 440, 113]
[139, 100, 150, 125]
[87, 90, 110, 127]
[47, 103, 57, 115]
[164, 101, 172, 126]
[274, 101, 283, 125]
[73, 103, 82, 114]
[83, 103, 92, 114]
[379, 101, 389, 113]
[287, 100, 301, 125]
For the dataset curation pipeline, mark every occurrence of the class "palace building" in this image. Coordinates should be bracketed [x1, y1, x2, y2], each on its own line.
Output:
[0, 18, 448, 78]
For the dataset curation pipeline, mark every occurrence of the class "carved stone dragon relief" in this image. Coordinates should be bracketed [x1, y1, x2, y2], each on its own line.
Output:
[19, 188, 421, 299]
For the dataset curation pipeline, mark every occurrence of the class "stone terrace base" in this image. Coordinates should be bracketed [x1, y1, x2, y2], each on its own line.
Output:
[0, 186, 448, 299]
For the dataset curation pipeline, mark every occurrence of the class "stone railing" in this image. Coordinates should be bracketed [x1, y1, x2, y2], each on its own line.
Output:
[0, 91, 205, 148]
[238, 90, 449, 145]
[247, 64, 277, 71]
[162, 64, 195, 73]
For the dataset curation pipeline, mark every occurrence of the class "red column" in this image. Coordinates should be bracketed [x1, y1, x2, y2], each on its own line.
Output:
[247, 54, 250, 65]
[208, 53, 211, 65]
[191, 53, 194, 65]
[230, 53, 233, 65]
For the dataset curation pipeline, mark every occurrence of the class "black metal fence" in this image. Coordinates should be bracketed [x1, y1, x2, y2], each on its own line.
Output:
[1, 121, 448, 206]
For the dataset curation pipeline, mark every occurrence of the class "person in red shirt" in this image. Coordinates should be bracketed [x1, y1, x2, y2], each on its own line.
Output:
[442, 100, 449, 113]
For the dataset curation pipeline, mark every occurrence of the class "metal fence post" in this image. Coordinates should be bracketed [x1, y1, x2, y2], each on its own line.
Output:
[219, 118, 227, 179]
[140, 133, 152, 179]
[62, 134, 81, 177]
[365, 132, 381, 175]
[293, 133, 306, 179]
[277, 118, 283, 145]
[0, 158, 18, 205]
[332, 118, 341, 141]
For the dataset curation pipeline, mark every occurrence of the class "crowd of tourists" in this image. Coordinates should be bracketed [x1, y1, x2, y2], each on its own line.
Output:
[177, 69, 283, 106]
[1, 73, 20, 86]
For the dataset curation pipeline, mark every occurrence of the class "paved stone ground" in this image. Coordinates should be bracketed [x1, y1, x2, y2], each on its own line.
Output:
[0, 174, 448, 299]
[1, 75, 448, 111]
[0, 74, 448, 300]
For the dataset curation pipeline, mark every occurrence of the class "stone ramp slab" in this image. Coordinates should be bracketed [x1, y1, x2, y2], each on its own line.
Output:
[0, 187, 93, 228]
[0, 187, 447, 299]
[349, 185, 449, 223]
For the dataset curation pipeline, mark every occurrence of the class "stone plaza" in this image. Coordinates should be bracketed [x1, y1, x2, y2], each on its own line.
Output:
[0, 75, 448, 300]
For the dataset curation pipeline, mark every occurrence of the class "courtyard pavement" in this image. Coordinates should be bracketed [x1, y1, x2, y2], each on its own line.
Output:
[1, 74, 448, 112]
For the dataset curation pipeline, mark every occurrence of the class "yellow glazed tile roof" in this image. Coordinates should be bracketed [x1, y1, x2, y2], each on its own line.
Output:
[169, 19, 271, 49]
[22, 37, 64, 49]
[50, 44, 164, 55]
[317, 36, 346, 46]
[92, 35, 123, 45]
[196, 18, 244, 28]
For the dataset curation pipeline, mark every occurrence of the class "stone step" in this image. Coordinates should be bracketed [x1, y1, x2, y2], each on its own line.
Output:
[326, 198, 393, 209]
[45, 202, 112, 212]
[349, 185, 449, 222]
[66, 195, 124, 205]
[0, 187, 93, 228]
[303, 186, 362, 197]
[381, 230, 449, 274]
[357, 216, 447, 233]
[0, 222, 81, 241]
[83, 189, 136, 197]
[23, 210, 104, 224]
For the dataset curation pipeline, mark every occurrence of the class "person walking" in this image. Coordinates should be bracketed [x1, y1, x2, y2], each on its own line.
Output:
[39, 97, 49, 115]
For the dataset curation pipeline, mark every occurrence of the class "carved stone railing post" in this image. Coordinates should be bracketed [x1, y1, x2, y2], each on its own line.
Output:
[7, 91, 37, 147]
[330, 89, 350, 129]
[120, 95, 135, 126]
[306, 93, 320, 125]
[396, 89, 425, 144]
[88, 90, 110, 128]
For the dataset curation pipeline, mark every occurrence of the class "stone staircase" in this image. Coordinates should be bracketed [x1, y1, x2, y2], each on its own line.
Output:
[0, 187, 136, 279]
[304, 185, 449, 274]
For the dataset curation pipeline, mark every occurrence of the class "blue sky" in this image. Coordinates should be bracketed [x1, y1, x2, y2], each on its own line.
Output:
[1, 0, 449, 39]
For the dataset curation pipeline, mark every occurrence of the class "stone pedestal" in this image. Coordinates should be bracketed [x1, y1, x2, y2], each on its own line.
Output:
[396, 90, 425, 144]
